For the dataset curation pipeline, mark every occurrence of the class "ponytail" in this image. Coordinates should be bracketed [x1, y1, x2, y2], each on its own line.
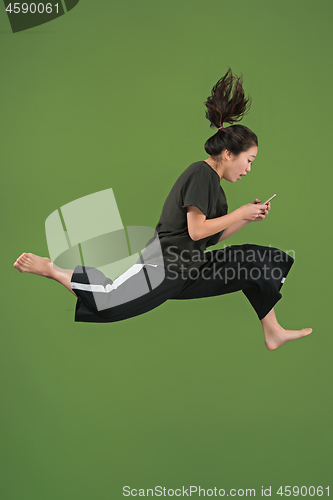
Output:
[204, 68, 258, 156]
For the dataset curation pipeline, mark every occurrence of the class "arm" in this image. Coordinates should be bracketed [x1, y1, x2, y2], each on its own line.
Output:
[218, 199, 271, 241]
[218, 219, 251, 242]
[186, 199, 270, 241]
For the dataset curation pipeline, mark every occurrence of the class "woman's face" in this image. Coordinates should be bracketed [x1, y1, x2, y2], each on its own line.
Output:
[224, 145, 258, 182]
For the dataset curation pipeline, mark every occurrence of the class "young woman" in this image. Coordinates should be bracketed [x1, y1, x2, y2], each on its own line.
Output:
[13, 68, 312, 350]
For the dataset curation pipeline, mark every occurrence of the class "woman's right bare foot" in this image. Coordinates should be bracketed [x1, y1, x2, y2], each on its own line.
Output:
[13, 253, 54, 278]
[13, 253, 77, 297]
[263, 325, 312, 351]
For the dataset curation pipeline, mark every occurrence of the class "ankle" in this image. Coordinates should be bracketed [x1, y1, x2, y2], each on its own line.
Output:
[261, 319, 282, 335]
[47, 262, 59, 280]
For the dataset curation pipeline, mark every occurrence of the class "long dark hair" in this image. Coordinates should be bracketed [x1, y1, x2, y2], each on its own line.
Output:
[204, 68, 258, 157]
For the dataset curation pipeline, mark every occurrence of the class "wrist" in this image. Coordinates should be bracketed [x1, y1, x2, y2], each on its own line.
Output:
[235, 206, 245, 221]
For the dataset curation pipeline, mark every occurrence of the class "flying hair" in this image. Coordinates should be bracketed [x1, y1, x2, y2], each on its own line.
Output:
[204, 68, 252, 128]
[203, 68, 258, 157]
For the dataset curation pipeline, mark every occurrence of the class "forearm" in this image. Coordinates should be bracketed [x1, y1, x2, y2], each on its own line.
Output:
[218, 219, 251, 242]
[192, 209, 244, 240]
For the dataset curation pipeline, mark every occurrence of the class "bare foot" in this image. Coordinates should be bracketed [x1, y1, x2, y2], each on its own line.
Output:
[13, 252, 54, 278]
[263, 325, 312, 351]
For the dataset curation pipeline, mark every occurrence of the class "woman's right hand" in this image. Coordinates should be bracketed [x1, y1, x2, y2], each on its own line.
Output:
[238, 202, 268, 221]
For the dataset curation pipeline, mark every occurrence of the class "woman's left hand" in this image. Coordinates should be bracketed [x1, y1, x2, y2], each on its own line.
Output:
[251, 199, 270, 221]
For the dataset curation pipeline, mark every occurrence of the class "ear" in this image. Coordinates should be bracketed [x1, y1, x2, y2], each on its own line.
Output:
[224, 149, 233, 161]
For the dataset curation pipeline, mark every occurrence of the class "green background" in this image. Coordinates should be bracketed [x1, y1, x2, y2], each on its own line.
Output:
[1, 1, 332, 498]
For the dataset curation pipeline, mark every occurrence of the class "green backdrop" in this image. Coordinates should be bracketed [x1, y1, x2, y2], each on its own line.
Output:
[1, 1, 332, 498]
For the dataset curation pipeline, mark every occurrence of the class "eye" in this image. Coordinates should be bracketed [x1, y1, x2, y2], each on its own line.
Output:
[248, 160, 252, 163]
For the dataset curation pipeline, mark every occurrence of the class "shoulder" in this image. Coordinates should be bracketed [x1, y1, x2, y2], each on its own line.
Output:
[172, 161, 218, 191]
[181, 161, 215, 180]
[180, 161, 204, 176]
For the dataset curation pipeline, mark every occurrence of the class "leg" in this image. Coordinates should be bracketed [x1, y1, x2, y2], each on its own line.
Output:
[69, 263, 188, 323]
[171, 245, 312, 350]
[13, 252, 77, 297]
[261, 307, 312, 351]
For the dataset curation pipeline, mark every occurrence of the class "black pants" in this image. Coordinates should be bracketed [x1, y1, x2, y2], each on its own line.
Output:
[70, 244, 294, 323]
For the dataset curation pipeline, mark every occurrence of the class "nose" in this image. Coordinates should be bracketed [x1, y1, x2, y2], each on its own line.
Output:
[246, 165, 251, 172]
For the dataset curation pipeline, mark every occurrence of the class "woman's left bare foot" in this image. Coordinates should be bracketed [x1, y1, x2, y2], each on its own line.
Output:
[13, 253, 54, 278]
[263, 325, 312, 351]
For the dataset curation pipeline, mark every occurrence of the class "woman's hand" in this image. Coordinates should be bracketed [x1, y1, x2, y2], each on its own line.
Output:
[251, 198, 270, 221]
[239, 199, 269, 221]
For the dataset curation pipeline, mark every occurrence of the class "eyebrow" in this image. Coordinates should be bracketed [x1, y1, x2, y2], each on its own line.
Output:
[250, 155, 256, 158]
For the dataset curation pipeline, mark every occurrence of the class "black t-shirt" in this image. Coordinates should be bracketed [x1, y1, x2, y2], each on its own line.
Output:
[154, 160, 228, 273]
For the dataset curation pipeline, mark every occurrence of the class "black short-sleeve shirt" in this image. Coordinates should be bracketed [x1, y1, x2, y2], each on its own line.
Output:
[155, 161, 228, 272]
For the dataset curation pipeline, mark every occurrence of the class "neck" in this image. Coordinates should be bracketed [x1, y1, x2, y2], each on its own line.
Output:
[204, 157, 224, 180]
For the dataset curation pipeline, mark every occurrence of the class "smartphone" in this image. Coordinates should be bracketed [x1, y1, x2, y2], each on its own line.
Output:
[263, 194, 276, 204]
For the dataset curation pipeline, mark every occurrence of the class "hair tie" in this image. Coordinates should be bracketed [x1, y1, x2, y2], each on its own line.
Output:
[218, 126, 224, 130]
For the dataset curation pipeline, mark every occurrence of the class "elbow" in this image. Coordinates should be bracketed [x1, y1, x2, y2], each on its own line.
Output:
[188, 229, 201, 242]
[187, 216, 204, 241]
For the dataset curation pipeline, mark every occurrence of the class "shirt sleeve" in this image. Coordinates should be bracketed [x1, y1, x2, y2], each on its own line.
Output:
[181, 169, 213, 216]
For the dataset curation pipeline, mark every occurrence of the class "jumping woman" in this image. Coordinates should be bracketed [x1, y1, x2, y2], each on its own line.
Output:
[13, 68, 312, 350]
